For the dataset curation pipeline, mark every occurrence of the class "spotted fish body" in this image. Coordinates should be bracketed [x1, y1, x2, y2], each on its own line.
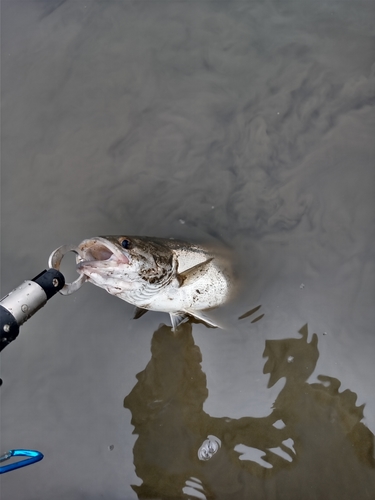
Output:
[76, 236, 233, 329]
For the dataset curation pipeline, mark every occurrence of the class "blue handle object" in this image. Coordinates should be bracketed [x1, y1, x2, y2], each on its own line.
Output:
[0, 449, 44, 474]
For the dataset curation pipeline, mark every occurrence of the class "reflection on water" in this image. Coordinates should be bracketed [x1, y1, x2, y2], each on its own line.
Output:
[124, 322, 375, 499]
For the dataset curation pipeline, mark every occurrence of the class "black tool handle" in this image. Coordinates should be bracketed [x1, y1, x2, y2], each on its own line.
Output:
[0, 269, 65, 352]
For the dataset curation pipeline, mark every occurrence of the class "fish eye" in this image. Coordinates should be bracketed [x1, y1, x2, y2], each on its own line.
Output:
[120, 238, 131, 249]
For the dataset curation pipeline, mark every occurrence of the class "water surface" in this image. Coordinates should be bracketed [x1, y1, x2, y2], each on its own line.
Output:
[1, 1, 374, 498]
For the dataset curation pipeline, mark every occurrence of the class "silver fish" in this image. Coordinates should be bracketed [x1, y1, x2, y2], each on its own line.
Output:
[76, 236, 234, 329]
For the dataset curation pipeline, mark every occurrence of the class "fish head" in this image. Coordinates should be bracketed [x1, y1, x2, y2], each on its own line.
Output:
[76, 236, 176, 296]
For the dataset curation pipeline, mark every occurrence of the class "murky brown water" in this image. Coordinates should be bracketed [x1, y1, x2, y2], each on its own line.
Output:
[1, 1, 374, 499]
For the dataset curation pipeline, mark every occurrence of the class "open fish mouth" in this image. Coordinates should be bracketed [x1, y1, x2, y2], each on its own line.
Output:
[76, 237, 130, 270]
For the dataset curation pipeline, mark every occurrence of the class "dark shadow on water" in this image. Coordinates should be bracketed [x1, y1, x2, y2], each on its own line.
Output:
[124, 322, 375, 500]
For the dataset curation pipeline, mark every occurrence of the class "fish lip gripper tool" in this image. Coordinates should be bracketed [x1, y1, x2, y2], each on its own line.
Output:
[0, 245, 86, 474]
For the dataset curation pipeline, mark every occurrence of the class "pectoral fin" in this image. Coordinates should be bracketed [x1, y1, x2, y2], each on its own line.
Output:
[133, 307, 149, 320]
[169, 309, 221, 331]
[178, 258, 213, 287]
[170, 313, 189, 331]
[183, 309, 220, 329]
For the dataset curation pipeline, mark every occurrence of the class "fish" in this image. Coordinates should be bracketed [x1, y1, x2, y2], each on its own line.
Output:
[76, 235, 234, 330]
